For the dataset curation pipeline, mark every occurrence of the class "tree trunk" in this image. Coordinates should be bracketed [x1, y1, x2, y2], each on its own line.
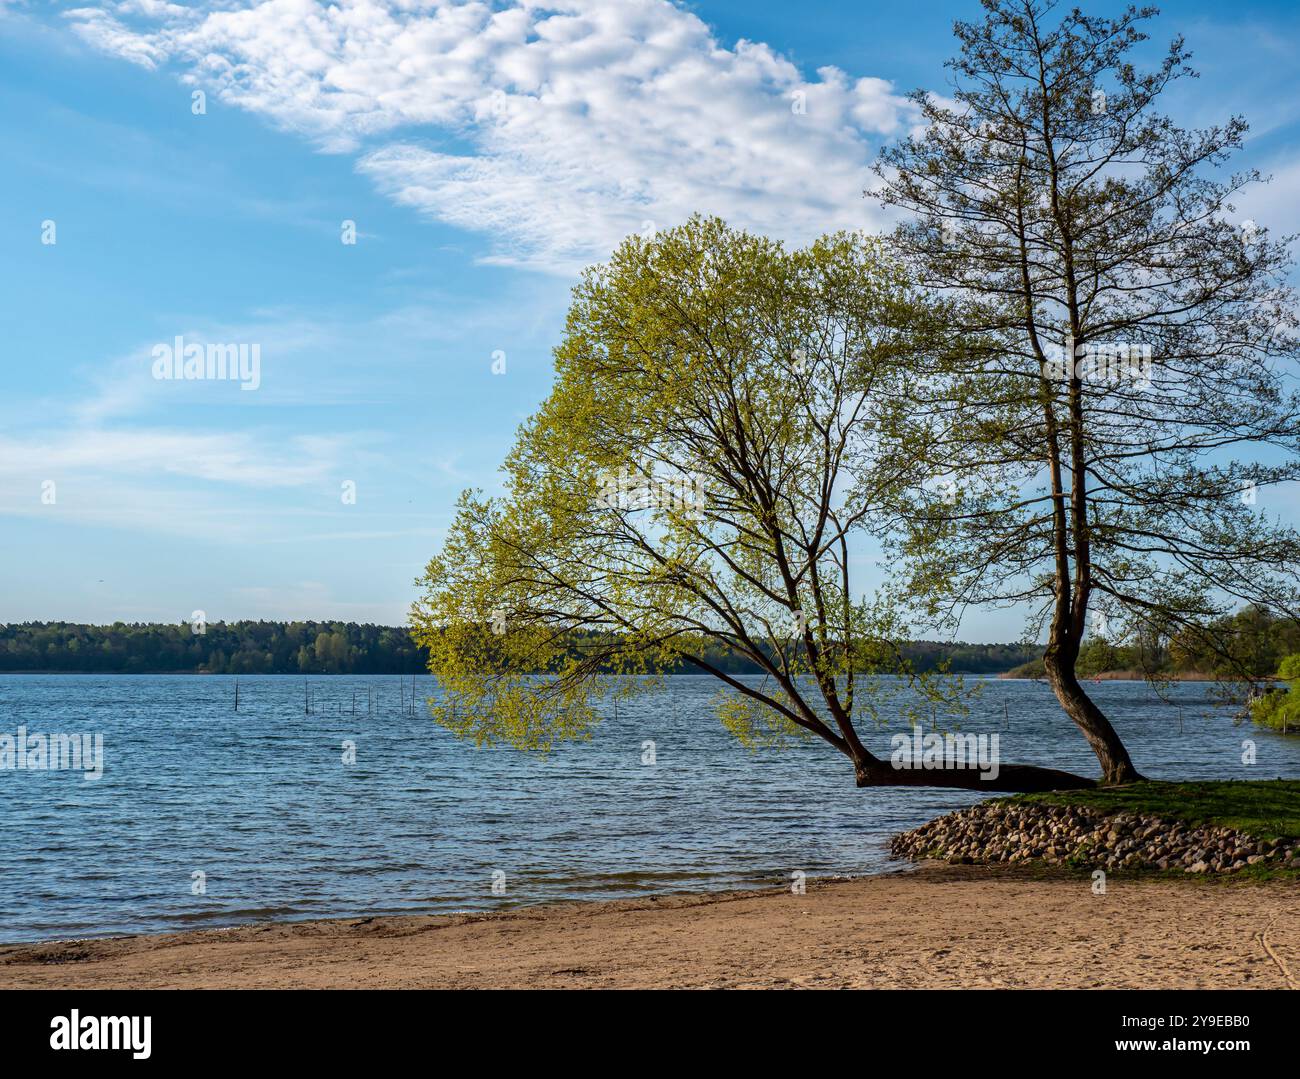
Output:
[1043, 653, 1142, 785]
[854, 760, 1094, 793]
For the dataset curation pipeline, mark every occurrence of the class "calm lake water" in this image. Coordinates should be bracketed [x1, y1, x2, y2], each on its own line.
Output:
[2, 673, 1297, 943]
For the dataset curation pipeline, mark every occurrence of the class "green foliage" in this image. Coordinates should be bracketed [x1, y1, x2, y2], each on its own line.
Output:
[715, 689, 812, 749]
[874, 1, 1300, 657]
[0, 621, 424, 674]
[1250, 654, 1300, 733]
[1013, 780, 1300, 842]
[0, 622, 1046, 676]
[1075, 638, 1128, 677]
[1251, 692, 1299, 734]
[411, 216, 960, 760]
[905, 640, 1039, 673]
[1004, 607, 1300, 683]
[1004, 656, 1046, 679]
[1170, 607, 1300, 681]
[870, 0, 1300, 784]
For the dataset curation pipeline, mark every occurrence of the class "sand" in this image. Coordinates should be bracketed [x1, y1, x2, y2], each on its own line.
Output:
[2, 865, 1296, 989]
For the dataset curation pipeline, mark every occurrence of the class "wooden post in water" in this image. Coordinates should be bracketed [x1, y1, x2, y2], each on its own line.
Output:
[304, 680, 309, 715]
[1003, 700, 1009, 731]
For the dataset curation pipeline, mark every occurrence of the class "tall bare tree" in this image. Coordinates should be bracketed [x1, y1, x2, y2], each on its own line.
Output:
[873, 0, 1300, 783]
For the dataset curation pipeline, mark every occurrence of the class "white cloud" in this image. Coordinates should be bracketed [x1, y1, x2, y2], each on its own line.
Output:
[0, 427, 352, 489]
[64, 5, 170, 67]
[65, 0, 914, 271]
[1235, 156, 1300, 241]
[0, 422, 390, 550]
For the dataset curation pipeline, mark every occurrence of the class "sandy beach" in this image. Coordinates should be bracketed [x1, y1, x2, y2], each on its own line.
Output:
[2, 865, 1295, 989]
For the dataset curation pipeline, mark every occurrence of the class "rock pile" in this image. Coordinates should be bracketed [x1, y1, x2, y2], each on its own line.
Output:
[890, 800, 1299, 874]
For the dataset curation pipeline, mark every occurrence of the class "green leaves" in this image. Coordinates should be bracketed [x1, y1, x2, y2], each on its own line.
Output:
[872, 0, 1300, 681]
[411, 216, 952, 761]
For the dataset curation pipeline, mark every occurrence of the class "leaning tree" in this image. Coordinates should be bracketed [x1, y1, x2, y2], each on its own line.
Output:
[412, 216, 1094, 792]
[872, 0, 1300, 783]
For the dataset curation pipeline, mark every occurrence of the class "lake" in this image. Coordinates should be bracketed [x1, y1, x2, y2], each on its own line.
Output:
[2, 673, 1296, 943]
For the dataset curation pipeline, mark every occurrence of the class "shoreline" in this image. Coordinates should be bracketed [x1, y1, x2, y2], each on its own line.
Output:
[3, 864, 1296, 989]
[1, 669, 1022, 676]
[997, 670, 1230, 681]
[1, 671, 1239, 681]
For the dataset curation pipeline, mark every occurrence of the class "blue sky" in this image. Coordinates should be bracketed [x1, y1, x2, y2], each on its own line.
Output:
[1, 0, 1298, 640]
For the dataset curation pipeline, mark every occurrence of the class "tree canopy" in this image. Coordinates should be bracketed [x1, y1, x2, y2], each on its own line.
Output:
[414, 0, 1300, 793]
[412, 217, 1086, 790]
[0, 621, 1041, 676]
[872, 0, 1300, 781]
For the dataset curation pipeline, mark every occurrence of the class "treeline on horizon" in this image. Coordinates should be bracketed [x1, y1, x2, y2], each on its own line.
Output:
[0, 621, 1043, 676]
[1006, 607, 1300, 681]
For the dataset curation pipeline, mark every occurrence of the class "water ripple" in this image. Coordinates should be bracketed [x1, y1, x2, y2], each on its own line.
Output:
[1, 673, 1296, 942]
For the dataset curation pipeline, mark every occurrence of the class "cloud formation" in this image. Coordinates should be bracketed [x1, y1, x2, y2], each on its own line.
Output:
[67, 0, 913, 271]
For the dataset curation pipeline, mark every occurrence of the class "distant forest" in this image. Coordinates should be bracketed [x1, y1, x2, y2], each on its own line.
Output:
[1005, 607, 1300, 681]
[0, 621, 1041, 675]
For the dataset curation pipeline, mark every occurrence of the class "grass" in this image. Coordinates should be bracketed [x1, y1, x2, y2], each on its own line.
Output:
[1008, 779, 1300, 842]
[998, 780, 1300, 883]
